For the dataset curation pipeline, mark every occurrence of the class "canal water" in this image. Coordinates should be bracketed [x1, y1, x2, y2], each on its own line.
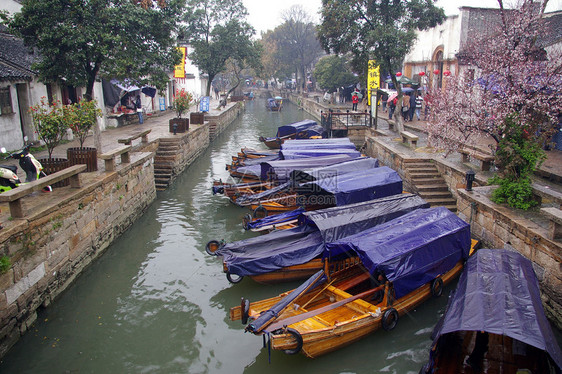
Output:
[0, 99, 557, 373]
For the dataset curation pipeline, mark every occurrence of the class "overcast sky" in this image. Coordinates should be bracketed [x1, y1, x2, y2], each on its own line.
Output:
[243, 0, 562, 35]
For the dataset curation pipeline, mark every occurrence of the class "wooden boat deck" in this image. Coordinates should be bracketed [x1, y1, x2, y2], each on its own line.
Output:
[432, 330, 556, 373]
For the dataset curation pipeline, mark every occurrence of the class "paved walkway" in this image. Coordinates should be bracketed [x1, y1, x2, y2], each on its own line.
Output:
[5, 93, 562, 190]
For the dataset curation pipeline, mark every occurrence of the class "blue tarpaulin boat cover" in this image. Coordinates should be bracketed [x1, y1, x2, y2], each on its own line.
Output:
[233, 164, 262, 179]
[431, 248, 562, 371]
[218, 194, 428, 277]
[280, 148, 362, 160]
[241, 148, 279, 157]
[218, 225, 324, 276]
[237, 154, 280, 167]
[290, 157, 379, 183]
[235, 181, 292, 206]
[236, 157, 380, 206]
[245, 208, 305, 230]
[302, 193, 429, 243]
[281, 138, 356, 150]
[325, 207, 471, 299]
[276, 120, 319, 138]
[260, 154, 357, 181]
[296, 124, 326, 139]
[301, 166, 402, 206]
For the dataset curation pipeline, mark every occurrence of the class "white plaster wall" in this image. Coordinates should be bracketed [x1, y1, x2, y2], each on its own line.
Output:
[0, 82, 24, 150]
[405, 14, 462, 63]
[1, 0, 22, 15]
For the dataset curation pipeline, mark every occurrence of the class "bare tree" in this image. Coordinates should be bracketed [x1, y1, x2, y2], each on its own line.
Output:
[278, 5, 323, 93]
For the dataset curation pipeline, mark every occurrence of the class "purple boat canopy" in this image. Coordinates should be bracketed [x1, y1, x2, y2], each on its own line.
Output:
[431, 248, 562, 371]
[275, 119, 322, 138]
[325, 207, 471, 298]
[280, 148, 362, 160]
[281, 138, 356, 150]
[218, 194, 428, 277]
[260, 154, 358, 181]
[301, 166, 402, 206]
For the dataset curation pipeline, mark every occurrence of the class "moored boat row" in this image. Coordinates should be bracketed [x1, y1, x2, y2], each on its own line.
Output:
[205, 121, 561, 369]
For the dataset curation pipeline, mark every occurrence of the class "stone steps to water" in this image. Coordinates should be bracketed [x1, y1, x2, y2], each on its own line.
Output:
[403, 159, 457, 212]
[153, 139, 182, 189]
[156, 150, 178, 157]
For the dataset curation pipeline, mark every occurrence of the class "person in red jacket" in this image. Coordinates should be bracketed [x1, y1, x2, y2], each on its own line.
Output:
[352, 92, 359, 111]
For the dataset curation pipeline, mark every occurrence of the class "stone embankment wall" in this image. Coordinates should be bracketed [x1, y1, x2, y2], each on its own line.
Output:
[0, 102, 244, 358]
[207, 102, 244, 141]
[457, 187, 562, 329]
[363, 128, 562, 329]
[288, 93, 561, 329]
[0, 152, 156, 357]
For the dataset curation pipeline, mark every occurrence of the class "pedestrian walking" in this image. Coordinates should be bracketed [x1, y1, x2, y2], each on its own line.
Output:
[409, 91, 416, 121]
[135, 95, 143, 124]
[415, 93, 424, 121]
[389, 97, 397, 119]
[402, 94, 410, 121]
[381, 92, 388, 112]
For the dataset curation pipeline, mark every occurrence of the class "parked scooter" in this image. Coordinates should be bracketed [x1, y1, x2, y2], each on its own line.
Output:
[0, 138, 51, 192]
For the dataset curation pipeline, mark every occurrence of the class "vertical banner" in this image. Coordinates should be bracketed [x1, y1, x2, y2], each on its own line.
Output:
[199, 96, 210, 112]
[367, 60, 380, 106]
[174, 47, 187, 78]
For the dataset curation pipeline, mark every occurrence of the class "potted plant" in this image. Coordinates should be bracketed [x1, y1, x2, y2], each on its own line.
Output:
[169, 88, 193, 133]
[189, 93, 205, 125]
[66, 99, 102, 171]
[29, 97, 70, 186]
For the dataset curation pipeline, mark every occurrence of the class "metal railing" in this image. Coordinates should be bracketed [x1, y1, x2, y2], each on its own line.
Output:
[320, 109, 373, 137]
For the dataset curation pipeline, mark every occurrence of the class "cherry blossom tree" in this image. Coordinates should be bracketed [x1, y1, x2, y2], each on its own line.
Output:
[426, 0, 562, 208]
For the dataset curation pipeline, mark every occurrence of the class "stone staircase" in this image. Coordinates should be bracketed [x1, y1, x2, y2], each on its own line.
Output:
[154, 138, 180, 190]
[403, 159, 457, 212]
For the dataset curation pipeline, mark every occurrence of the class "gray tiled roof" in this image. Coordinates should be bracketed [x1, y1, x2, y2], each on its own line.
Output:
[0, 26, 37, 82]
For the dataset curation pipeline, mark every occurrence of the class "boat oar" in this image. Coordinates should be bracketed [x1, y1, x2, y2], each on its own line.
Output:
[248, 270, 326, 334]
[299, 278, 337, 310]
[264, 284, 384, 333]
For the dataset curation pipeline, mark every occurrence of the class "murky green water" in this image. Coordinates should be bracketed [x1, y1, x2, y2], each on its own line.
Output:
[0, 99, 559, 373]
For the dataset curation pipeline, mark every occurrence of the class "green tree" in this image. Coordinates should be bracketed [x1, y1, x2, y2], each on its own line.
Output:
[313, 55, 356, 93]
[8, 0, 183, 150]
[182, 0, 258, 96]
[8, 0, 183, 99]
[317, 0, 445, 132]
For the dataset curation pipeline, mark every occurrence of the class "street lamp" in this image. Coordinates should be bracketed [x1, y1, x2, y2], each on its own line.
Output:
[466, 170, 476, 191]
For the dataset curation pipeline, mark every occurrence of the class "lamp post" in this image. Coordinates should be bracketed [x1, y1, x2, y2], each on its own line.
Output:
[466, 170, 476, 191]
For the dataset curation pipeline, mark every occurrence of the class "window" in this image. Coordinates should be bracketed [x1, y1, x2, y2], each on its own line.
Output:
[0, 87, 14, 115]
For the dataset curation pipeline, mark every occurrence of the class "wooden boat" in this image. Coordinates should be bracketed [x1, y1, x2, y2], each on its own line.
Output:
[209, 194, 428, 284]
[229, 154, 358, 184]
[266, 96, 283, 111]
[259, 119, 325, 149]
[230, 207, 474, 358]
[247, 166, 403, 216]
[211, 179, 274, 201]
[421, 248, 562, 374]
[220, 155, 379, 210]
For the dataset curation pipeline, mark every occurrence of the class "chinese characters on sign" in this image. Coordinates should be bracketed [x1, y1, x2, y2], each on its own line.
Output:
[174, 47, 187, 78]
[367, 60, 380, 106]
[199, 96, 210, 113]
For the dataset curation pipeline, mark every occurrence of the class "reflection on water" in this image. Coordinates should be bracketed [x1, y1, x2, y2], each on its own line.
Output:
[0, 99, 559, 373]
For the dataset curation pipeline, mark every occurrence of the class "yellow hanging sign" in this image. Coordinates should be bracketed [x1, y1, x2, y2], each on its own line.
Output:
[174, 47, 187, 78]
[367, 60, 380, 106]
